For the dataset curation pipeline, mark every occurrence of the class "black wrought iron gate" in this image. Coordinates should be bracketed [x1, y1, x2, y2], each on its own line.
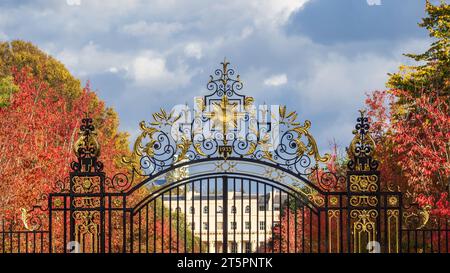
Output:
[1, 61, 448, 254]
[127, 174, 326, 254]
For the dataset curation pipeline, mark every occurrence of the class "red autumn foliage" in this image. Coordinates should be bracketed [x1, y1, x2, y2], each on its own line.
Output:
[0, 68, 128, 219]
[365, 89, 450, 216]
[263, 207, 325, 253]
[417, 192, 450, 217]
[0, 69, 192, 253]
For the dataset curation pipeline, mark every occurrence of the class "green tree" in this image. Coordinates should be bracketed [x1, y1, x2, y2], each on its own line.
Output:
[366, 0, 450, 203]
[388, 0, 450, 100]
[0, 76, 19, 107]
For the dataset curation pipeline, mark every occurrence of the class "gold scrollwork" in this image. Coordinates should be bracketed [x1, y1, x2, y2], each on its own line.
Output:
[73, 211, 100, 253]
[73, 197, 100, 208]
[113, 199, 122, 208]
[403, 205, 431, 230]
[328, 210, 340, 253]
[387, 183, 400, 192]
[203, 95, 246, 145]
[54, 198, 63, 208]
[73, 126, 100, 158]
[295, 184, 325, 207]
[388, 196, 398, 206]
[417, 205, 431, 229]
[349, 175, 378, 192]
[387, 210, 399, 253]
[72, 176, 101, 194]
[166, 164, 190, 183]
[329, 196, 339, 206]
[350, 196, 378, 207]
[310, 194, 325, 207]
[20, 208, 34, 231]
[121, 120, 160, 174]
[291, 120, 331, 164]
[350, 209, 378, 253]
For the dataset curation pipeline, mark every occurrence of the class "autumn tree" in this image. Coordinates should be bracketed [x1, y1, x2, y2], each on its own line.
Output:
[264, 204, 322, 253]
[0, 69, 131, 218]
[366, 0, 450, 215]
[0, 43, 194, 252]
[0, 40, 81, 101]
[0, 40, 130, 169]
[388, 0, 450, 98]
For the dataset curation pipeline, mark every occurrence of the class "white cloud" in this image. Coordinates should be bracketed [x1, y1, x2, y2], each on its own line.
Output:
[297, 52, 398, 114]
[120, 21, 183, 37]
[108, 67, 119, 73]
[129, 51, 192, 88]
[184, 42, 203, 59]
[131, 53, 167, 83]
[366, 0, 382, 6]
[54, 41, 194, 89]
[56, 41, 130, 77]
[248, 0, 309, 27]
[264, 74, 288, 86]
[66, 0, 81, 6]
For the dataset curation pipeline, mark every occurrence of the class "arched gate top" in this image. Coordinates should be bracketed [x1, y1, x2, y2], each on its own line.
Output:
[122, 60, 333, 189]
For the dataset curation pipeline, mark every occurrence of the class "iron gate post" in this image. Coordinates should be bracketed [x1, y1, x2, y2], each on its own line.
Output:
[69, 117, 106, 253]
[346, 110, 381, 253]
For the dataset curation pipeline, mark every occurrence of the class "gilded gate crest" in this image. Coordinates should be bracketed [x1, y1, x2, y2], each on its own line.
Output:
[123, 60, 330, 184]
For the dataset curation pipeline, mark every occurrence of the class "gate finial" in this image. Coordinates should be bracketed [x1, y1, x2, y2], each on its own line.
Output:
[347, 110, 379, 171]
[71, 116, 103, 172]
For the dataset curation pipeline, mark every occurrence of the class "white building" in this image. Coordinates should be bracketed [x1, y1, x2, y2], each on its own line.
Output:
[162, 190, 286, 253]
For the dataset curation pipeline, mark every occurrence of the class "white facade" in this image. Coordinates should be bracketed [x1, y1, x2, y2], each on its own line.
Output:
[163, 190, 286, 253]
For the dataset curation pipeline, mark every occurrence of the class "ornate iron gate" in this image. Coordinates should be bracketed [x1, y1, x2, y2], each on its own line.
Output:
[1, 61, 448, 253]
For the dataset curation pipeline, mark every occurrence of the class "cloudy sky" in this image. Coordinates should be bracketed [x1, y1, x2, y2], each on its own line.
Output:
[0, 0, 433, 153]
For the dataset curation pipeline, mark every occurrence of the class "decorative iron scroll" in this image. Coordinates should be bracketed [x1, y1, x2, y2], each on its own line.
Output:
[123, 60, 331, 180]
[351, 209, 378, 253]
[403, 203, 432, 230]
[51, 117, 133, 194]
[19, 192, 49, 231]
[347, 110, 379, 171]
[71, 117, 103, 173]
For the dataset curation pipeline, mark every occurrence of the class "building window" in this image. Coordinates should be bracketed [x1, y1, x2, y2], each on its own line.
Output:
[204, 206, 209, 214]
[245, 205, 250, 213]
[231, 206, 236, 214]
[215, 242, 223, 252]
[259, 242, 265, 250]
[230, 242, 238, 253]
[259, 221, 265, 231]
[190, 207, 195, 214]
[217, 206, 223, 213]
[258, 205, 266, 211]
[245, 242, 252, 253]
[273, 204, 280, 211]
[231, 222, 237, 230]
[203, 222, 208, 230]
[245, 222, 250, 230]
[217, 222, 223, 230]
